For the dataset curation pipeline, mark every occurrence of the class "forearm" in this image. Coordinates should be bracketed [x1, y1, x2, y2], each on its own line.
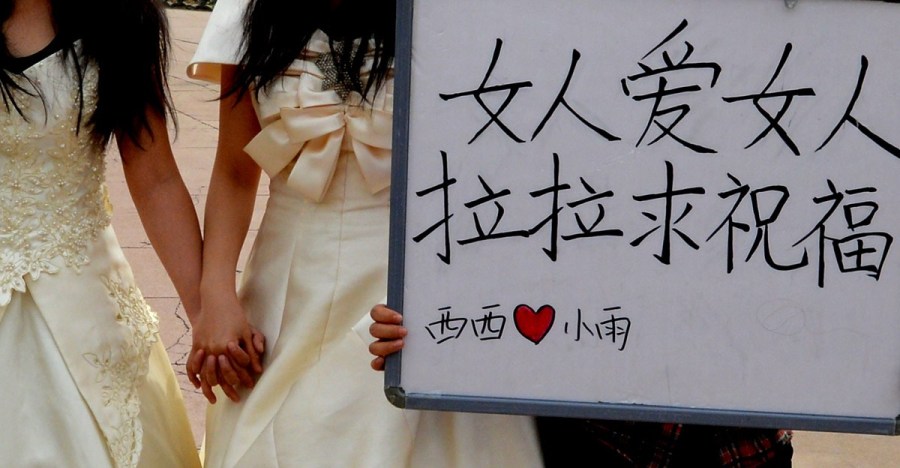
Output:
[200, 64, 264, 308]
[117, 113, 204, 322]
[128, 174, 203, 320]
[200, 159, 260, 302]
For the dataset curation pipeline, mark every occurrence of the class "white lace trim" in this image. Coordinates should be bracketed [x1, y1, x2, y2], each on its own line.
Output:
[0, 56, 111, 305]
[82, 276, 160, 468]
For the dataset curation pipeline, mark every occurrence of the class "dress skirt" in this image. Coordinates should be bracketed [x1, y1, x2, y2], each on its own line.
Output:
[0, 228, 201, 468]
[202, 150, 542, 468]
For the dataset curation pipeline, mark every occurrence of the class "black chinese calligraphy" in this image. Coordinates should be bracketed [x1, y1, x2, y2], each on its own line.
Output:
[792, 180, 892, 287]
[707, 174, 809, 274]
[436, 24, 900, 157]
[622, 19, 721, 154]
[411, 151, 457, 265]
[562, 306, 631, 352]
[423, 302, 632, 352]
[412, 153, 893, 288]
[631, 160, 706, 265]
[414, 151, 623, 264]
[817, 56, 900, 158]
[722, 43, 815, 156]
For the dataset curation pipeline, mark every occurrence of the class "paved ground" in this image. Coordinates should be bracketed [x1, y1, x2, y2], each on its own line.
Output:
[104, 8, 900, 466]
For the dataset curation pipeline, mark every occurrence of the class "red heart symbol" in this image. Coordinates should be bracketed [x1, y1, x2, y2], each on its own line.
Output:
[514, 304, 555, 345]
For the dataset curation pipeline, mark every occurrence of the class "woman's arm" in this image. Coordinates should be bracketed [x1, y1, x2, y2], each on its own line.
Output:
[117, 109, 203, 323]
[189, 65, 265, 403]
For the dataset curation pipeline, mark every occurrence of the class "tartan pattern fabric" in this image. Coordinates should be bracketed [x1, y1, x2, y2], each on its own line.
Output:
[164, 0, 216, 11]
[581, 420, 792, 467]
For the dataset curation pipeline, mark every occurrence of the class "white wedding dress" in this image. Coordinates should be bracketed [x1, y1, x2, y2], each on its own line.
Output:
[0, 44, 201, 468]
[188, 1, 543, 466]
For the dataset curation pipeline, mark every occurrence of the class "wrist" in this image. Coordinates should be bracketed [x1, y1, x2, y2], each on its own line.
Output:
[200, 271, 238, 299]
[180, 293, 203, 324]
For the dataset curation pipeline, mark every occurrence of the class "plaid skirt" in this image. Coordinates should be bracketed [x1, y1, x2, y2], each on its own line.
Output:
[538, 417, 792, 467]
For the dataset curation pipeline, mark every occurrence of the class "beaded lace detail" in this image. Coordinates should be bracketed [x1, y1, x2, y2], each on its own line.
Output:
[82, 276, 159, 468]
[0, 53, 111, 306]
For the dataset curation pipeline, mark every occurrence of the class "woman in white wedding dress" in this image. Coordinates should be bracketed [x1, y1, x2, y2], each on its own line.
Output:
[0, 0, 202, 466]
[186, 0, 542, 466]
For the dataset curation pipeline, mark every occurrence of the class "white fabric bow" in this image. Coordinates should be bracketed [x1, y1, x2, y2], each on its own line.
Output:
[244, 34, 393, 202]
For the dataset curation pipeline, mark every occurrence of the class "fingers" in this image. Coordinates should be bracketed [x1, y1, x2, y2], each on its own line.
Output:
[200, 380, 216, 404]
[201, 353, 219, 403]
[197, 352, 218, 404]
[368, 304, 406, 365]
[227, 341, 251, 367]
[216, 355, 241, 403]
[244, 329, 264, 375]
[196, 351, 257, 404]
[232, 363, 256, 389]
[252, 329, 266, 355]
[204, 354, 219, 387]
[370, 304, 403, 325]
[371, 356, 385, 371]
[369, 338, 404, 359]
[218, 354, 241, 388]
[226, 342, 256, 388]
[199, 354, 217, 404]
[369, 304, 406, 343]
[370, 322, 408, 341]
[186, 348, 205, 389]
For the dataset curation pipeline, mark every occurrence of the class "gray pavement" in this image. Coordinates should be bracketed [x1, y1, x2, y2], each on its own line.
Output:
[103, 7, 900, 466]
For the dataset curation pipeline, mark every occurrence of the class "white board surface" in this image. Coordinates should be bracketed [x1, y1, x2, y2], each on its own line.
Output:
[388, 0, 900, 433]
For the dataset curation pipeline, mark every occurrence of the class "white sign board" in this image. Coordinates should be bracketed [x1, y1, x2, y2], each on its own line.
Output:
[387, 0, 900, 434]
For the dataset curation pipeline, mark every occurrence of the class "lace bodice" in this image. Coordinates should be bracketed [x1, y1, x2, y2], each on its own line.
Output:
[0, 48, 111, 305]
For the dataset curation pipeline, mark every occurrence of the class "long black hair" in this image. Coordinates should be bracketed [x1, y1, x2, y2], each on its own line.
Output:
[228, 0, 395, 101]
[0, 0, 174, 147]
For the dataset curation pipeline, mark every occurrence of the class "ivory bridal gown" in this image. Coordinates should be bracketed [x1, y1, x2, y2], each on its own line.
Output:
[188, 1, 543, 466]
[0, 42, 201, 467]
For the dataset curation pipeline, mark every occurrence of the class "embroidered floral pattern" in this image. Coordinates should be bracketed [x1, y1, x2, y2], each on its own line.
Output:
[82, 276, 159, 468]
[0, 47, 146, 467]
[0, 53, 111, 305]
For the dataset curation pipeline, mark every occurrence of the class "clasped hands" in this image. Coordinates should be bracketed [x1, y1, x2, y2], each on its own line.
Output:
[188, 302, 402, 402]
[187, 302, 266, 404]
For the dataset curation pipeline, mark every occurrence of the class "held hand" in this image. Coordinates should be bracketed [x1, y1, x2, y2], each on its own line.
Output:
[367, 304, 407, 371]
[191, 351, 247, 404]
[227, 325, 266, 380]
[188, 336, 255, 404]
[192, 326, 266, 404]
[187, 348, 234, 404]
[187, 296, 263, 403]
[224, 325, 267, 378]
